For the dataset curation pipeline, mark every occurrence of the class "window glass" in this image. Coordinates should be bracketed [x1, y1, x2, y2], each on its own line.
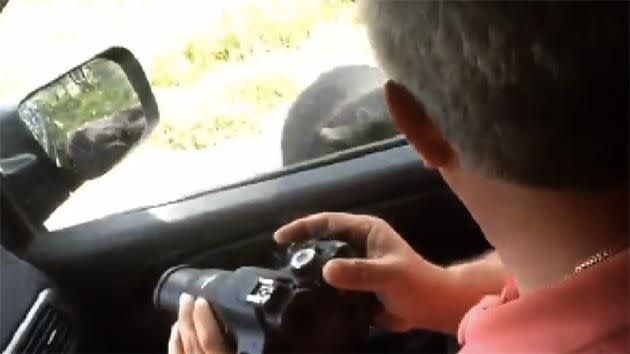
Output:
[0, 0, 401, 230]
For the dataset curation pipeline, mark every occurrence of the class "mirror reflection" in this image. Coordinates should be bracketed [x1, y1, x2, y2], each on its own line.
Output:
[17, 58, 146, 179]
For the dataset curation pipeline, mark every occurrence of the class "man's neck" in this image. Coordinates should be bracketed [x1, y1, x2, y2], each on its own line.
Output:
[444, 171, 629, 295]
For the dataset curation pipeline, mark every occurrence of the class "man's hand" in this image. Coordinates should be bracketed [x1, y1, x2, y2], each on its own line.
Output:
[167, 212, 508, 354]
[169, 294, 229, 354]
[274, 212, 459, 333]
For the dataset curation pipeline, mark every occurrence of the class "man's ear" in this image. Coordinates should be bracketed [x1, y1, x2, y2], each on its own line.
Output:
[384, 80, 455, 169]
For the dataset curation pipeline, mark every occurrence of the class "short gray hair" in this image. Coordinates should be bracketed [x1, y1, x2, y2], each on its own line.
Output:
[360, 1, 628, 189]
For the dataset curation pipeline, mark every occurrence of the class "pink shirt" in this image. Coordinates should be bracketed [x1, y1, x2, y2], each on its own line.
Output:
[457, 249, 629, 354]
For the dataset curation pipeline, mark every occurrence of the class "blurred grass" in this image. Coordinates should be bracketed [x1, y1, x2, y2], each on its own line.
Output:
[151, 0, 357, 88]
[148, 73, 299, 150]
[149, 114, 261, 150]
[148, 0, 360, 150]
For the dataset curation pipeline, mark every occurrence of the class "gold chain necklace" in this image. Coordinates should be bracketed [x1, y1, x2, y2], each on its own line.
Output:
[574, 250, 612, 274]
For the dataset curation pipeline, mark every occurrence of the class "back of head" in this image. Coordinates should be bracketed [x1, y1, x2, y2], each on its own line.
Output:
[361, 1, 629, 190]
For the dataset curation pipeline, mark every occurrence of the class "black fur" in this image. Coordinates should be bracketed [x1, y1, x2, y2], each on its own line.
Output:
[281, 65, 398, 166]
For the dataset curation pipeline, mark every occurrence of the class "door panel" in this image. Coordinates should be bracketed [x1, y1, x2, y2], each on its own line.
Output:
[27, 144, 488, 276]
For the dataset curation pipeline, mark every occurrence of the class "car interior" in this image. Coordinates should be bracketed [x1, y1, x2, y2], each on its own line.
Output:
[0, 45, 492, 354]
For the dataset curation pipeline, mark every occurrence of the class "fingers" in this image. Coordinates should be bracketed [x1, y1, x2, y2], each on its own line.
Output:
[322, 257, 394, 291]
[169, 323, 184, 354]
[274, 212, 378, 247]
[178, 294, 203, 354]
[193, 298, 228, 354]
[174, 294, 229, 354]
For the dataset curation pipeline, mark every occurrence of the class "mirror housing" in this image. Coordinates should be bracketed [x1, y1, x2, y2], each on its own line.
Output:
[0, 47, 159, 232]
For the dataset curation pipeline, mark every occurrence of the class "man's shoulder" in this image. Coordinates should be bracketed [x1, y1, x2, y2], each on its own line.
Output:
[459, 249, 629, 354]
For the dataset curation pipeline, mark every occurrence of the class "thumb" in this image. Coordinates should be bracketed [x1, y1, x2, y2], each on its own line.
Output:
[323, 258, 392, 292]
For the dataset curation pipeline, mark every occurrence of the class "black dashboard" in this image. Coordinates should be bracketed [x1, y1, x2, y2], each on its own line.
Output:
[1, 246, 78, 354]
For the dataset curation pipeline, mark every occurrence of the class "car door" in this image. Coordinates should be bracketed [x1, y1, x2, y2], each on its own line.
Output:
[0, 1, 490, 353]
[8, 140, 488, 353]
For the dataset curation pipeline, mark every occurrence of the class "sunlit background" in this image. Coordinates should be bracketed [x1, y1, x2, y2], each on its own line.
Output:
[0, 0, 377, 230]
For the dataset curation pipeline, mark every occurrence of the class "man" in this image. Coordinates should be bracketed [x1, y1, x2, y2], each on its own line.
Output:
[170, 1, 629, 353]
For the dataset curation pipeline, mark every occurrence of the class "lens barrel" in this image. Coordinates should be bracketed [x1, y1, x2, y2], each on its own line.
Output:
[153, 265, 228, 314]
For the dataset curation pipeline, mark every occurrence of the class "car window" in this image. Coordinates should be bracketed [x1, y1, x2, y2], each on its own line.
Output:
[0, 0, 402, 231]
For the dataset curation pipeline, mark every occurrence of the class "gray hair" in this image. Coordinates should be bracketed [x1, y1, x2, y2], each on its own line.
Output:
[360, 1, 628, 189]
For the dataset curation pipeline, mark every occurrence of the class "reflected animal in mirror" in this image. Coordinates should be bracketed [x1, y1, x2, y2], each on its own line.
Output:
[67, 104, 146, 179]
[17, 56, 151, 180]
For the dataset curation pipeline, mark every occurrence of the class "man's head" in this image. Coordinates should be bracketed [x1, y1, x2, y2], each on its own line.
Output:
[360, 1, 628, 191]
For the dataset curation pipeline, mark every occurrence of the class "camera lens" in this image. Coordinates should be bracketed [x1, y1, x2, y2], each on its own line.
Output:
[290, 248, 316, 269]
[153, 265, 226, 314]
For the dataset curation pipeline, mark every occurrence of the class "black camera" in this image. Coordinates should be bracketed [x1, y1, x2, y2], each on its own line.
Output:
[153, 239, 378, 354]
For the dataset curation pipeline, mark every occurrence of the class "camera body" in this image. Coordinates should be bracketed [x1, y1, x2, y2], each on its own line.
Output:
[154, 239, 378, 354]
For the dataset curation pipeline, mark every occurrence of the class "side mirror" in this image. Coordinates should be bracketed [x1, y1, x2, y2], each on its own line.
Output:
[0, 47, 159, 232]
[17, 49, 159, 180]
